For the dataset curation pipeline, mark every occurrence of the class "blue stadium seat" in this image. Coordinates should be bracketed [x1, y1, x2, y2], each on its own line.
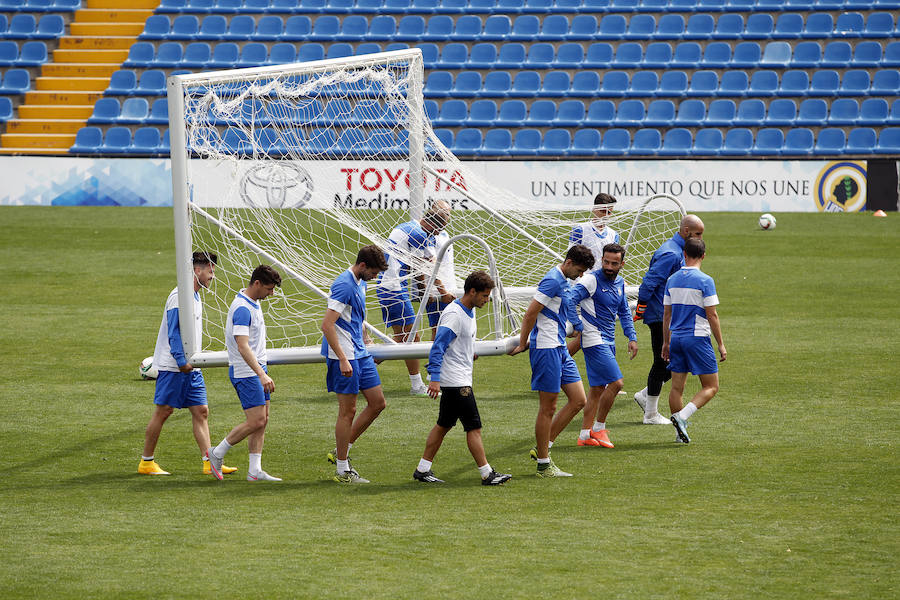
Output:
[336, 15, 367, 40]
[539, 129, 571, 156]
[671, 42, 701, 67]
[0, 15, 7, 35]
[368, 15, 397, 39]
[597, 14, 626, 39]
[569, 129, 600, 156]
[687, 70, 718, 96]
[511, 129, 541, 157]
[628, 72, 659, 96]
[597, 128, 630, 156]
[731, 42, 761, 68]
[463, 0, 492, 13]
[181, 42, 211, 67]
[871, 70, 900, 95]
[809, 70, 840, 96]
[196, 15, 227, 40]
[88, 98, 120, 124]
[658, 71, 688, 97]
[760, 41, 792, 67]
[858, 98, 889, 125]
[614, 99, 645, 126]
[128, 127, 162, 155]
[700, 41, 731, 67]
[553, 99, 585, 126]
[509, 71, 541, 97]
[140, 15, 169, 40]
[625, 14, 655, 40]
[839, 70, 870, 96]
[734, 99, 766, 126]
[744, 13, 774, 39]
[751, 128, 784, 156]
[364, 42, 389, 54]
[584, 100, 615, 127]
[525, 42, 555, 68]
[396, 15, 425, 40]
[170, 15, 200, 39]
[99, 126, 132, 154]
[236, 42, 267, 67]
[596, 71, 627, 97]
[772, 13, 803, 39]
[791, 41, 821, 67]
[135, 70, 166, 95]
[123, 42, 155, 68]
[643, 99, 675, 126]
[705, 98, 736, 126]
[748, 71, 778, 97]
[629, 128, 660, 155]
[413, 42, 437, 66]
[268, 42, 297, 64]
[814, 128, 846, 155]
[350, 99, 389, 126]
[105, 70, 136, 95]
[539, 14, 569, 40]
[612, 42, 643, 68]
[466, 98, 496, 126]
[224, 15, 255, 39]
[367, 128, 396, 155]
[7, 14, 36, 39]
[643, 42, 672, 67]
[297, 43, 324, 62]
[253, 15, 284, 40]
[568, 15, 598, 39]
[835, 12, 864, 38]
[495, 99, 526, 126]
[584, 43, 613, 68]
[713, 13, 744, 39]
[851, 41, 882, 67]
[70, 127, 103, 153]
[0, 96, 11, 121]
[684, 14, 715, 40]
[184, 0, 213, 12]
[328, 0, 359, 12]
[864, 11, 894, 37]
[720, 128, 753, 156]
[282, 15, 312, 40]
[554, 43, 584, 68]
[846, 127, 877, 153]
[658, 127, 692, 156]
[483, 71, 512, 96]
[468, 43, 497, 68]
[159, 128, 171, 154]
[795, 98, 827, 125]
[776, 70, 808, 97]
[148, 98, 169, 124]
[539, 71, 570, 97]
[480, 128, 511, 156]
[554, 0, 582, 12]
[783, 128, 814, 155]
[675, 99, 707, 126]
[450, 71, 482, 97]
[120, 97, 150, 124]
[409, 0, 439, 12]
[18, 41, 48, 66]
[495, 43, 526, 68]
[522, 0, 552, 12]
[875, 128, 900, 154]
[424, 71, 453, 97]
[718, 71, 749, 96]
[154, 41, 183, 67]
[239, 0, 268, 11]
[828, 98, 860, 125]
[438, 42, 468, 68]
[510, 15, 540, 40]
[309, 15, 339, 40]
[766, 98, 797, 125]
[220, 127, 250, 154]
[482, 15, 512, 40]
[656, 14, 685, 39]
[821, 41, 852, 68]
[802, 13, 833, 38]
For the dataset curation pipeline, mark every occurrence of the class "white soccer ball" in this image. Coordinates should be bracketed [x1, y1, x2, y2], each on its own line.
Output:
[139, 356, 158, 380]
[758, 213, 777, 230]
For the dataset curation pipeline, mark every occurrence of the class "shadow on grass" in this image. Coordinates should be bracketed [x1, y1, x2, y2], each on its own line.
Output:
[0, 426, 144, 476]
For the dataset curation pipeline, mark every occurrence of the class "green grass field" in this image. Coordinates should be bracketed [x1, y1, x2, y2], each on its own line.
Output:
[0, 207, 897, 599]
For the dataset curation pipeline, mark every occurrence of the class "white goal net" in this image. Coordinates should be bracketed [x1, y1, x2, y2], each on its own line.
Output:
[168, 49, 684, 366]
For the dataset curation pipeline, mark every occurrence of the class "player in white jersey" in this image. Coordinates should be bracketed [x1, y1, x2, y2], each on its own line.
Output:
[566, 193, 620, 358]
[424, 229, 460, 340]
[662, 238, 727, 444]
[321, 245, 389, 484]
[139, 252, 238, 476]
[208, 265, 282, 482]
[413, 271, 512, 486]
[509, 244, 595, 478]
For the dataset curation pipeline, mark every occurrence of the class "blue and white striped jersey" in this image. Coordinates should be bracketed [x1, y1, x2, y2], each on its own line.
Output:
[377, 220, 436, 293]
[225, 292, 268, 378]
[530, 266, 579, 350]
[568, 222, 620, 267]
[664, 266, 719, 338]
[153, 287, 202, 372]
[321, 268, 370, 361]
[571, 272, 636, 348]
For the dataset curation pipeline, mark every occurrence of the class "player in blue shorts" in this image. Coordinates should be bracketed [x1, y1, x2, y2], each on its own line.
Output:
[569, 243, 638, 450]
[321, 245, 389, 484]
[139, 251, 237, 477]
[662, 238, 727, 444]
[208, 265, 282, 481]
[509, 244, 595, 478]
[413, 271, 511, 486]
[376, 201, 455, 395]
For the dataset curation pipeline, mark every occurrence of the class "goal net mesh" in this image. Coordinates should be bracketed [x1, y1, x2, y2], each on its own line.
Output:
[174, 51, 683, 355]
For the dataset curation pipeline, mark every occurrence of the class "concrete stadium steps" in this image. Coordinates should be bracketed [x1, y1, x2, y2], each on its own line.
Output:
[0, 1, 154, 154]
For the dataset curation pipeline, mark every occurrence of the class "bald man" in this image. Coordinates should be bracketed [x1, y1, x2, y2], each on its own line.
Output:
[632, 215, 705, 424]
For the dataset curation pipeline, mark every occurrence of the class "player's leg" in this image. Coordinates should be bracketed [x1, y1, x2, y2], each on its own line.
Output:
[535, 391, 558, 461]
[245, 401, 279, 481]
[140, 403, 173, 474]
[209, 376, 269, 480]
[335, 392, 358, 462]
[635, 321, 671, 424]
[579, 345, 620, 446]
[668, 371, 691, 443]
[351, 384, 386, 443]
[548, 349, 586, 443]
[691, 372, 719, 409]
[187, 404, 211, 455]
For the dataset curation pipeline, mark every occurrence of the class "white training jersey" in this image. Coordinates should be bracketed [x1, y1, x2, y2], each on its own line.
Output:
[568, 222, 620, 266]
[225, 291, 268, 378]
[377, 220, 435, 292]
[432, 230, 459, 297]
[427, 300, 476, 387]
[153, 287, 202, 373]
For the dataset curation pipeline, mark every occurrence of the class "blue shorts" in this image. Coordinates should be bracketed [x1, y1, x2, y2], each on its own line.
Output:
[326, 355, 381, 395]
[426, 299, 451, 328]
[153, 369, 207, 409]
[582, 344, 623, 387]
[378, 288, 415, 328]
[668, 336, 718, 375]
[529, 346, 582, 393]
[229, 365, 270, 410]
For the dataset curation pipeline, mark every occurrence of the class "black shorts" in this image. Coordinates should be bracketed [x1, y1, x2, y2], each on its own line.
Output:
[437, 386, 482, 432]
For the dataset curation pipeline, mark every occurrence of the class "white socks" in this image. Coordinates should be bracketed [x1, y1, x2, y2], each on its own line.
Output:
[336, 459, 350, 473]
[212, 438, 232, 460]
[141, 455, 153, 462]
[417, 458, 432, 473]
[249, 453, 262, 475]
[537, 457, 550, 465]
[579, 429, 591, 440]
[645, 394, 660, 415]
[478, 464, 492, 479]
[678, 402, 698, 421]
[593, 421, 606, 432]
[409, 373, 423, 387]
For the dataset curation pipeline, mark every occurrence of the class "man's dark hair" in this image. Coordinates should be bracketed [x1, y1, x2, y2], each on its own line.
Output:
[250, 264, 282, 287]
[464, 270, 495, 294]
[356, 245, 388, 271]
[192, 251, 218, 266]
[565, 244, 595, 269]
[594, 193, 617, 206]
[602, 243, 625, 260]
[684, 238, 706, 259]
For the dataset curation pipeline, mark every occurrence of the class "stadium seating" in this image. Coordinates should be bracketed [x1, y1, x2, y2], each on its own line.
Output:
[495, 43, 525, 68]
[859, 98, 889, 125]
[846, 127, 877, 153]
[597, 128, 630, 156]
[0, 96, 12, 122]
[658, 128, 692, 156]
[99, 127, 133, 154]
[752, 128, 785, 156]
[480, 128, 511, 156]
[692, 128, 723, 156]
[569, 129, 601, 156]
[721, 128, 753, 156]
[705, 99, 737, 126]
[783, 128, 814, 155]
[128, 127, 162, 155]
[630, 128, 661, 155]
[814, 128, 847, 155]
[70, 127, 103, 153]
[539, 129, 571, 156]
[120, 97, 150, 124]
[875, 128, 900, 153]
[766, 99, 797, 125]
[584, 100, 615, 127]
[512, 128, 541, 156]
[644, 99, 675, 126]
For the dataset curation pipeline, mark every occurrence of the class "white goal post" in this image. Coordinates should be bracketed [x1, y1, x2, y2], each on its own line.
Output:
[167, 49, 684, 368]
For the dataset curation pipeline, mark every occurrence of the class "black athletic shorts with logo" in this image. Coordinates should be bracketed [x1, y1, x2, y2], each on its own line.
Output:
[437, 386, 482, 432]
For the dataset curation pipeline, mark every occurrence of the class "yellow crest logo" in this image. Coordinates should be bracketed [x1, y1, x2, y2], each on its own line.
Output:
[814, 162, 867, 213]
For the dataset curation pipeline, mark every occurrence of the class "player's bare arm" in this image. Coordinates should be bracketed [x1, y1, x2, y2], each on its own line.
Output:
[235, 334, 274, 392]
[705, 306, 727, 361]
[321, 308, 353, 376]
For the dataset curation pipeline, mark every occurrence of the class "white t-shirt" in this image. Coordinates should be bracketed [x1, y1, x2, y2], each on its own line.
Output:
[426, 300, 476, 387]
[153, 287, 202, 372]
[225, 291, 267, 378]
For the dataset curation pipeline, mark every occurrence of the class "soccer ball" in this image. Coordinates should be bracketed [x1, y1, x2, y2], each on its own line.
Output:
[139, 356, 158, 380]
[758, 213, 777, 230]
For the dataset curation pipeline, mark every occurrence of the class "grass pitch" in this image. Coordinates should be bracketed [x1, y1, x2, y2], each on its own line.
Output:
[0, 207, 897, 599]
